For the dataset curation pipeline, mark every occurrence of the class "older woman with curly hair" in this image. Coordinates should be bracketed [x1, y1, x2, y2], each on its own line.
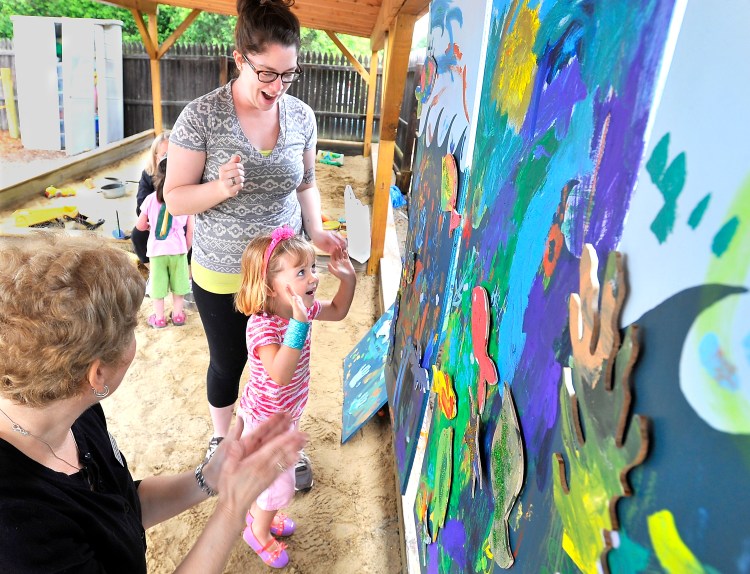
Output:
[0, 234, 306, 573]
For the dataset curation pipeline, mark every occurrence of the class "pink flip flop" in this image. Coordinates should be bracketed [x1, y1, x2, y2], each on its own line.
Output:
[243, 525, 289, 568]
[170, 312, 186, 326]
[147, 314, 167, 329]
[246, 511, 296, 537]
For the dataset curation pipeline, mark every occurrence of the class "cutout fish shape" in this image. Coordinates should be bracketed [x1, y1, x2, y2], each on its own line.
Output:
[432, 365, 457, 419]
[441, 153, 461, 234]
[490, 383, 524, 569]
[472, 285, 498, 413]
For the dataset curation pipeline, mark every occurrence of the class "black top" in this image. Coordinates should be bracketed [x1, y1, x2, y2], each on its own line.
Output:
[0, 404, 147, 573]
[136, 169, 156, 216]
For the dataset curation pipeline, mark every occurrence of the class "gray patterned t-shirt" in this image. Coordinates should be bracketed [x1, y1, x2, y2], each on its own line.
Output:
[170, 81, 316, 276]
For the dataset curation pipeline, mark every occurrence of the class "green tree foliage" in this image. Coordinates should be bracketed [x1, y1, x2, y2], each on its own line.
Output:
[1, 0, 373, 57]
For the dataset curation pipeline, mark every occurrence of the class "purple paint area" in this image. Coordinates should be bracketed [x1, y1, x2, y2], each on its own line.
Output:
[440, 519, 468, 568]
[533, 57, 588, 141]
[427, 542, 439, 574]
[517, 264, 576, 489]
[478, 180, 517, 269]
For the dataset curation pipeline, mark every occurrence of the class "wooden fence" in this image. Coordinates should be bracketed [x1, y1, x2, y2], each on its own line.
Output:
[0, 38, 420, 192]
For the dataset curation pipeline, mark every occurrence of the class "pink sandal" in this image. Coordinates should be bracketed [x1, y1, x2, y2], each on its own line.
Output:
[170, 312, 186, 326]
[148, 314, 167, 329]
[243, 525, 289, 568]
[246, 511, 296, 537]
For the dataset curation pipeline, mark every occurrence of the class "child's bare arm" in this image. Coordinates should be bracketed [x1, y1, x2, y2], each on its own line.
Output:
[135, 211, 149, 232]
[256, 285, 310, 386]
[317, 246, 356, 322]
[256, 343, 302, 387]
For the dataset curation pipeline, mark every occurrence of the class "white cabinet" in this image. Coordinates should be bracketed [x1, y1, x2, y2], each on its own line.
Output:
[11, 16, 123, 155]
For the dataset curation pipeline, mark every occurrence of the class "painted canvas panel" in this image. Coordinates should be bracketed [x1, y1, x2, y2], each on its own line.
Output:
[611, 1, 750, 570]
[386, 0, 492, 494]
[341, 304, 394, 443]
[411, 0, 681, 571]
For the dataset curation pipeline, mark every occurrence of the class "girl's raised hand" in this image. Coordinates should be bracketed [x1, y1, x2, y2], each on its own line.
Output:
[218, 154, 245, 198]
[327, 245, 355, 280]
[286, 284, 309, 322]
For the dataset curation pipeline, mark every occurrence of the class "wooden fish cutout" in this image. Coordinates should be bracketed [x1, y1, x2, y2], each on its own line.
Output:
[489, 383, 524, 569]
[432, 365, 457, 419]
[472, 285, 498, 414]
[441, 153, 461, 234]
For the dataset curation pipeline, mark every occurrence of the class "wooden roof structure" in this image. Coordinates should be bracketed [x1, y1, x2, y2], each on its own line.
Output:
[97, 0, 429, 275]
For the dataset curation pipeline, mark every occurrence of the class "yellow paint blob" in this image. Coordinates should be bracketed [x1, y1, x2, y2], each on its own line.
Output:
[492, 2, 540, 131]
[648, 510, 706, 573]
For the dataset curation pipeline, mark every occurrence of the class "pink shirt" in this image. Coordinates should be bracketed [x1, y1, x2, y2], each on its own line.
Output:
[141, 193, 190, 257]
[239, 301, 322, 422]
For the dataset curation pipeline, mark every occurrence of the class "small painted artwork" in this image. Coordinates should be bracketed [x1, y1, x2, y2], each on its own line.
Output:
[341, 305, 394, 443]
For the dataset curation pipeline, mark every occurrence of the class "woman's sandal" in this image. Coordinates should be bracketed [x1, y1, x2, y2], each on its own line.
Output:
[243, 525, 289, 568]
[246, 511, 296, 537]
[170, 311, 186, 326]
[148, 314, 167, 329]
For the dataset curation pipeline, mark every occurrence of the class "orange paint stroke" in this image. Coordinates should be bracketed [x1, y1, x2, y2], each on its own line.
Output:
[585, 112, 610, 239]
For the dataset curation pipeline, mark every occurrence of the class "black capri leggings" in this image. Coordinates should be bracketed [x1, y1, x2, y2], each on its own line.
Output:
[191, 281, 248, 408]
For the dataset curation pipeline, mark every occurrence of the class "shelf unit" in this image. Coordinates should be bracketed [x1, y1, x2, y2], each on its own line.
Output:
[11, 16, 123, 154]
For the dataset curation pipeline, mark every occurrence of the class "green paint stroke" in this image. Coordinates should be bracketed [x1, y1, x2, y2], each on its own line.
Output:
[648, 510, 709, 574]
[687, 193, 711, 229]
[694, 172, 750, 433]
[429, 426, 453, 541]
[647, 133, 687, 243]
[607, 529, 651, 573]
[711, 216, 740, 257]
[489, 382, 525, 569]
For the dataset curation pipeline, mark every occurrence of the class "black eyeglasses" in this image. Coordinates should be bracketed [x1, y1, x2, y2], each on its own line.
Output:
[242, 54, 301, 84]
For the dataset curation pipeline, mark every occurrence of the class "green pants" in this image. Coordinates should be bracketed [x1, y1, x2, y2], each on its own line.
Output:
[150, 254, 190, 299]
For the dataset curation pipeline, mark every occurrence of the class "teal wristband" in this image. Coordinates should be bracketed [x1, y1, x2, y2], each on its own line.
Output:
[283, 318, 310, 350]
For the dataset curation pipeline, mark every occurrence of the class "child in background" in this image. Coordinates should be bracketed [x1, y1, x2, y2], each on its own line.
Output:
[136, 156, 194, 328]
[234, 227, 355, 568]
[131, 131, 170, 268]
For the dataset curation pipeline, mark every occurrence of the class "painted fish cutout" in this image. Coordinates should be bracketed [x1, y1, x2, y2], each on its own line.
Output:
[465, 385, 483, 497]
[432, 365, 457, 419]
[472, 285, 498, 414]
[398, 336, 429, 393]
[429, 425, 453, 542]
[441, 153, 461, 234]
[490, 383, 524, 569]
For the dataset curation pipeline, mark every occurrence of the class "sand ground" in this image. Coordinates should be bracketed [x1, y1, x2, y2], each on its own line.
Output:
[0, 141, 404, 573]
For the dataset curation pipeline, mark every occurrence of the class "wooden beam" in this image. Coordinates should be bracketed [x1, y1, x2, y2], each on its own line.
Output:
[129, 8, 156, 58]
[157, 8, 201, 59]
[363, 50, 379, 158]
[0, 131, 154, 211]
[146, 9, 163, 134]
[370, 0, 429, 51]
[324, 30, 369, 82]
[367, 12, 416, 275]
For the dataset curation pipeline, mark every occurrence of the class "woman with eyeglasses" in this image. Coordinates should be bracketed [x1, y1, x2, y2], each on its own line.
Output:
[0, 234, 307, 573]
[164, 0, 345, 492]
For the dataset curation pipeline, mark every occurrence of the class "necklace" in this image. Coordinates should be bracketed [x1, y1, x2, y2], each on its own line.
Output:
[0, 405, 80, 473]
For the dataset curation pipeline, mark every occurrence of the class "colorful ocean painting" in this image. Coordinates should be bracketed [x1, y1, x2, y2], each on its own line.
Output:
[341, 305, 394, 444]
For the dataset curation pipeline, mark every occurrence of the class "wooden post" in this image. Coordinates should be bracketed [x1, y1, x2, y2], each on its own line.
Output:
[367, 13, 416, 276]
[147, 10, 162, 135]
[130, 6, 200, 135]
[0, 68, 19, 138]
[363, 51, 379, 158]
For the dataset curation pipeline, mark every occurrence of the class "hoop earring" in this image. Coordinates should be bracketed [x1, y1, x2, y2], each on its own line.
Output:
[92, 385, 110, 398]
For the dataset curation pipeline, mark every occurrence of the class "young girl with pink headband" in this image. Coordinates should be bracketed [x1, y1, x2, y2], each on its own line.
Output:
[233, 226, 355, 568]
